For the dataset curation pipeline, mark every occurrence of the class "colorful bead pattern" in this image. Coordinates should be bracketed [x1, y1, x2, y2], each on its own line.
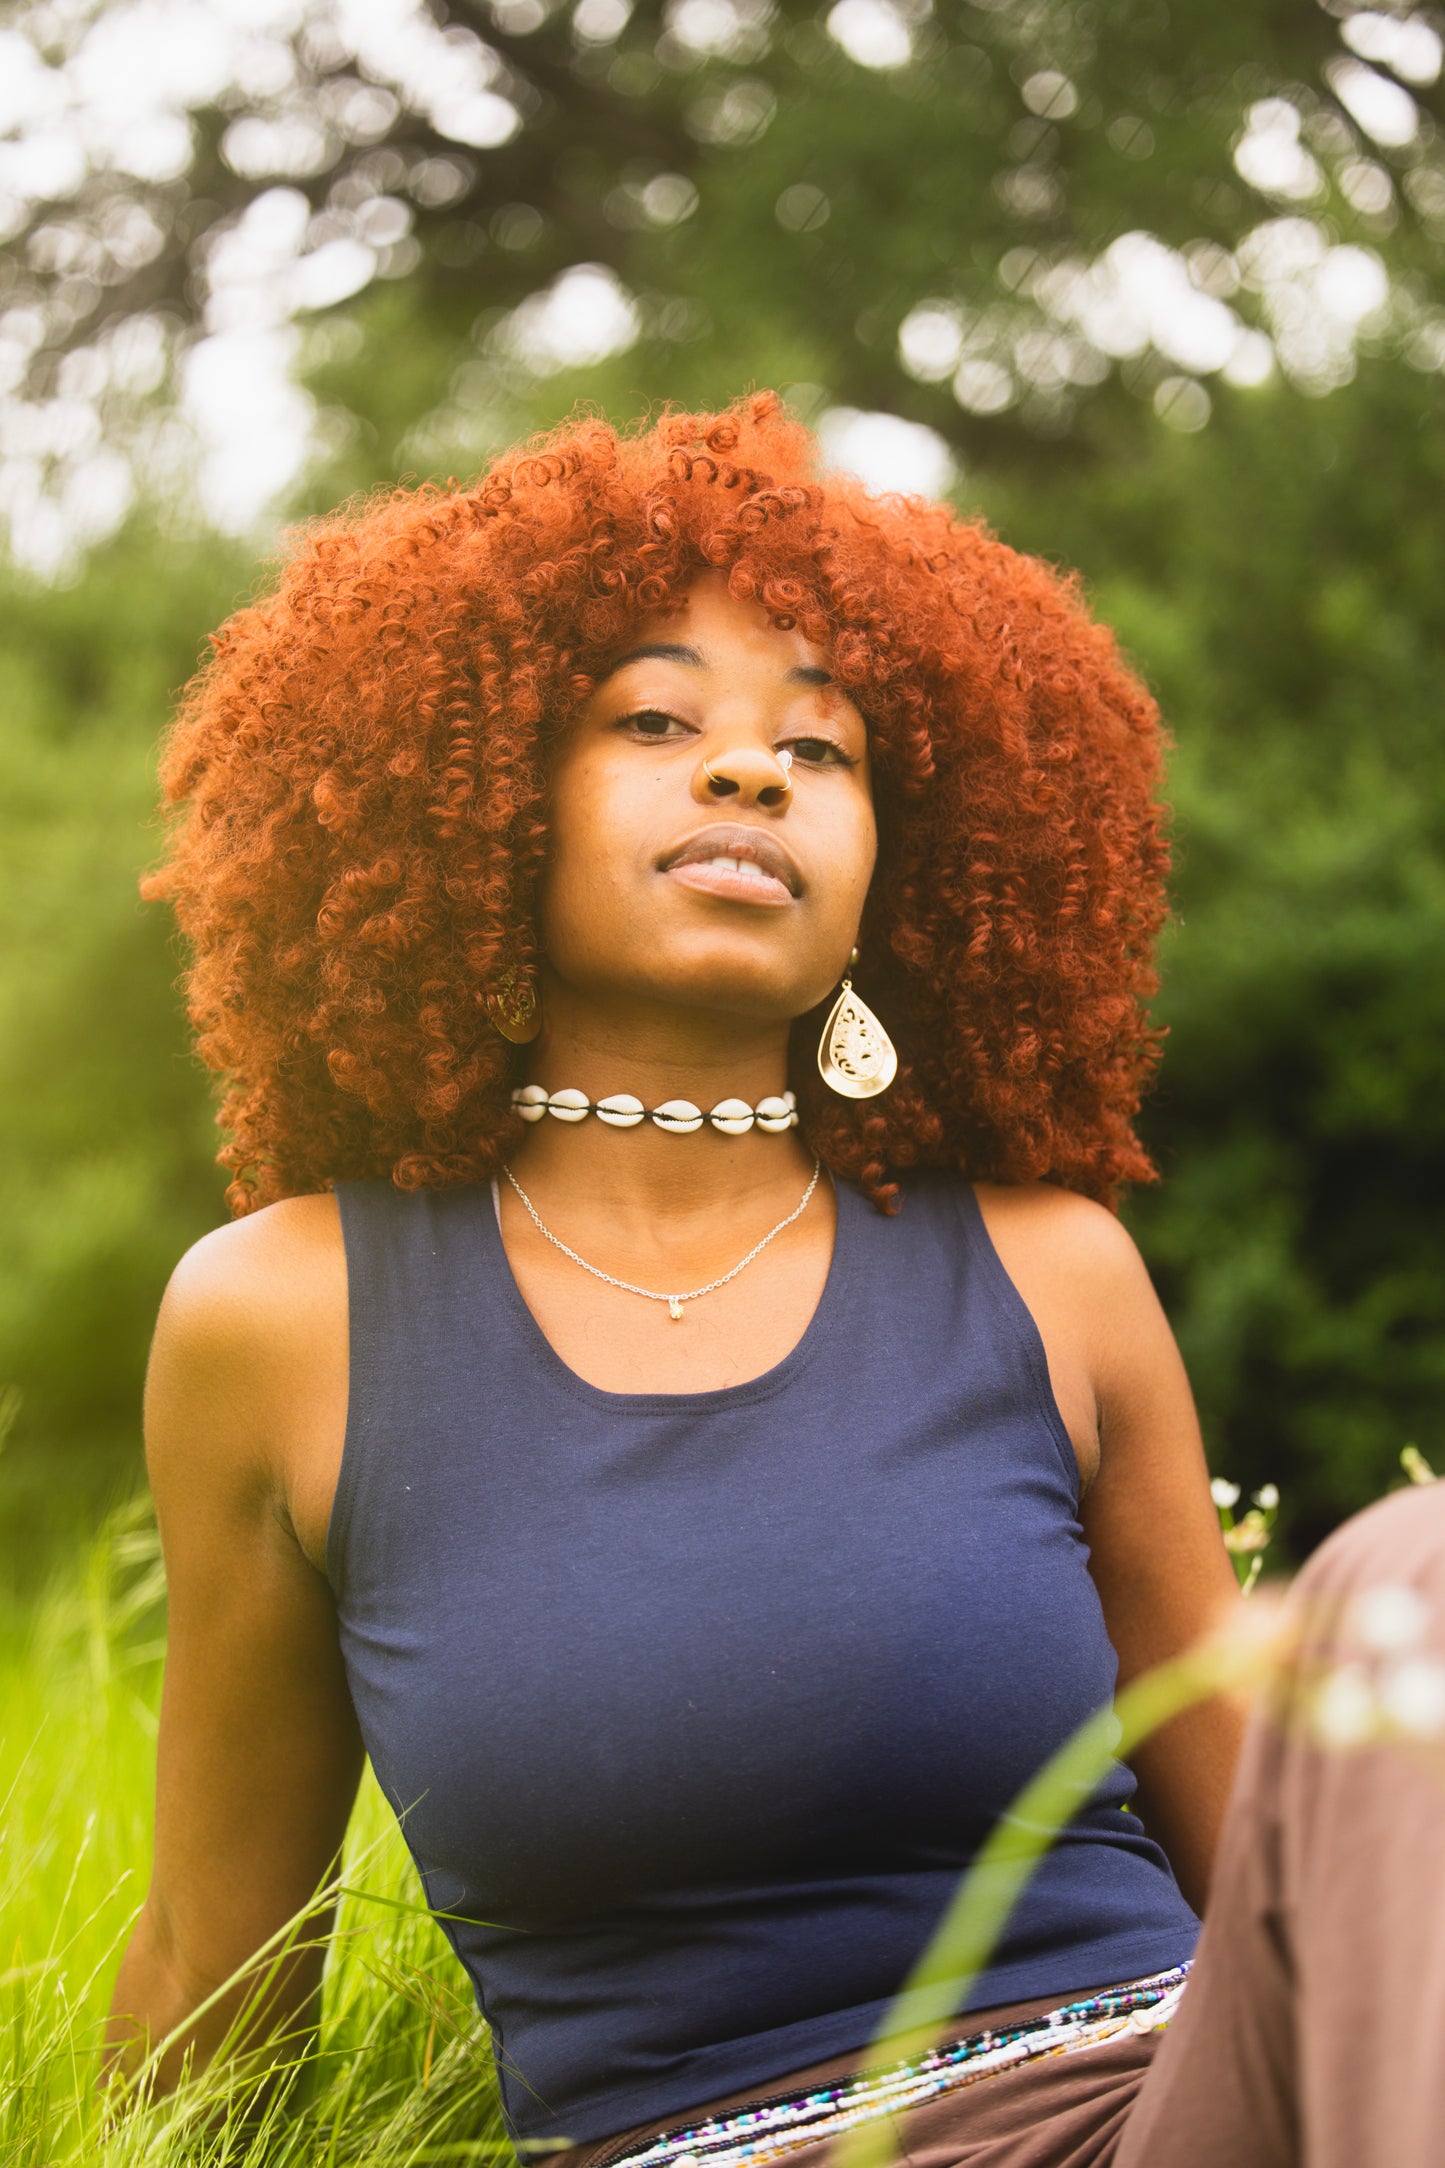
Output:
[590, 1966, 1191, 2168]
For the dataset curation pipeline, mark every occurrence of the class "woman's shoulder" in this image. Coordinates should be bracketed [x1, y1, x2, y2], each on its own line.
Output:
[891, 1167, 1145, 1279]
[969, 1176, 1154, 1325]
[969, 1176, 1144, 1265]
[160, 1190, 345, 1341]
[147, 1193, 348, 1509]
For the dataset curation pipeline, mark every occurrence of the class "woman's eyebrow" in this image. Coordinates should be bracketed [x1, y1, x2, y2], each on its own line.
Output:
[605, 641, 833, 688]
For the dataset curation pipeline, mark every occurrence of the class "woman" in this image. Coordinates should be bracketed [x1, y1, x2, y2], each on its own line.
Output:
[108, 392, 1438, 2167]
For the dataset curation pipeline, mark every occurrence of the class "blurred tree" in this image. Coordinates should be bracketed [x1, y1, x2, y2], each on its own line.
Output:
[0, 533, 248, 1451]
[4, 0, 1445, 567]
[974, 362, 1445, 1559]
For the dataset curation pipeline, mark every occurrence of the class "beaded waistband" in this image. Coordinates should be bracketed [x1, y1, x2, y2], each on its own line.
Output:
[589, 1965, 1192, 2168]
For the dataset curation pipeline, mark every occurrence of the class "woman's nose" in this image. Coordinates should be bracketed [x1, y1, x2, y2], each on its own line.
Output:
[693, 744, 793, 808]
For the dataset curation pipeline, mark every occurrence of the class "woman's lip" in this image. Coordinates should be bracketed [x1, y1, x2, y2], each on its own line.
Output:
[662, 860, 795, 907]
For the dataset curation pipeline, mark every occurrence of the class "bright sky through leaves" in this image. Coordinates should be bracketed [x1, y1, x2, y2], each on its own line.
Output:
[2, 0, 1443, 574]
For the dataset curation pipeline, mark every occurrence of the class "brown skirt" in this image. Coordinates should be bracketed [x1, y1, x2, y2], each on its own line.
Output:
[541, 1984, 1162, 2168]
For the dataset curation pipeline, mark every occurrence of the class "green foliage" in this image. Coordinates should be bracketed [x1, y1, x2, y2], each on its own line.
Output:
[975, 366, 1445, 1557]
[0, 532, 247, 1458]
[0, 1494, 508, 2165]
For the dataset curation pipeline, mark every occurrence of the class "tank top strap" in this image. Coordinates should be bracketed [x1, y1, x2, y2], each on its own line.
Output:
[325, 1177, 493, 1592]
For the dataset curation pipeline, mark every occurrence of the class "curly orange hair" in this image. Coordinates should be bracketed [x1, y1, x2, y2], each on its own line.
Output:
[142, 390, 1170, 1216]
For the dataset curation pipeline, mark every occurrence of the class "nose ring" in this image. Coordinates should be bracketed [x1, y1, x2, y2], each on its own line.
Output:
[701, 753, 792, 793]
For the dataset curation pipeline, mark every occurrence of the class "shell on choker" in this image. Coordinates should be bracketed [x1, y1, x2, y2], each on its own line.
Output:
[511, 1086, 799, 1134]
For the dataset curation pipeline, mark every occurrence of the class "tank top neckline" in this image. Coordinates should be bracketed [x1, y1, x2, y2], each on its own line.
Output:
[476, 1164, 859, 1415]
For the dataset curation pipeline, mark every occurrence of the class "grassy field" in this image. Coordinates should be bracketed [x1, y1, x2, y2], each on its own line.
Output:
[0, 1486, 511, 2166]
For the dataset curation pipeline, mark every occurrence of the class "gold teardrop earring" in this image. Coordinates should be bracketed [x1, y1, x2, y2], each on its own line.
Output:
[817, 948, 897, 1099]
[485, 963, 542, 1045]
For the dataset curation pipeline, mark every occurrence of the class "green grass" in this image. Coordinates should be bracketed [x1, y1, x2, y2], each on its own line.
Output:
[0, 1492, 511, 2166]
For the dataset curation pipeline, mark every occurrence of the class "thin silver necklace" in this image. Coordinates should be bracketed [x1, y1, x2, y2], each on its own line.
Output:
[501, 1158, 823, 1321]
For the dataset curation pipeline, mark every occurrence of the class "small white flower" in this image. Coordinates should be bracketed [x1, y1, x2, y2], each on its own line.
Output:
[1224, 1510, 1271, 1555]
[1378, 1658, 1445, 1740]
[1311, 1662, 1377, 1747]
[1352, 1585, 1430, 1655]
[1211, 1478, 1241, 1509]
[1253, 1483, 1280, 1511]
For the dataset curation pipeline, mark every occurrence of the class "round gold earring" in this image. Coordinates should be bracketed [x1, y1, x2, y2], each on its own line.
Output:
[485, 964, 542, 1045]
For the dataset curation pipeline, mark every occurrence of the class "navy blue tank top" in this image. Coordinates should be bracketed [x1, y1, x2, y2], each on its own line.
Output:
[327, 1170, 1198, 2150]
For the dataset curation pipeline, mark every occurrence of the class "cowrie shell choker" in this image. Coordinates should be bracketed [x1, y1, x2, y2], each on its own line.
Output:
[510, 1086, 799, 1134]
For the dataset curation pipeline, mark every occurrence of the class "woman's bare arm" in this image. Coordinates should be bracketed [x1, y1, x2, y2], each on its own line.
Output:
[976, 1184, 1245, 1917]
[1071, 1206, 1245, 1914]
[106, 1199, 361, 2099]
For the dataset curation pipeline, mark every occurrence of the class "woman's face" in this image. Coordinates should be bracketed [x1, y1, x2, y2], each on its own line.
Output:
[537, 575, 876, 1026]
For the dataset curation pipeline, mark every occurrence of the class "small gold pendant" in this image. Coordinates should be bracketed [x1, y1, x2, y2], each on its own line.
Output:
[668, 1297, 684, 1321]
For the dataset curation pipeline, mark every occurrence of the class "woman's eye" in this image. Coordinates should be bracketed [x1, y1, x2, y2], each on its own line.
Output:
[622, 708, 687, 740]
[785, 735, 854, 767]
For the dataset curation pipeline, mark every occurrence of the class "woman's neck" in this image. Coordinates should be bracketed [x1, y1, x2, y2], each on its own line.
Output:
[505, 992, 814, 1231]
